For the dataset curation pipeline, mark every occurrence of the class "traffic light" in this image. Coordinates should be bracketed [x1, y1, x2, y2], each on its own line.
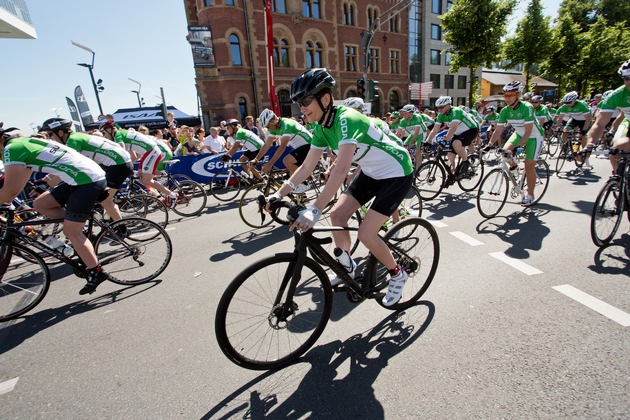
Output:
[367, 79, 379, 101]
[357, 79, 366, 99]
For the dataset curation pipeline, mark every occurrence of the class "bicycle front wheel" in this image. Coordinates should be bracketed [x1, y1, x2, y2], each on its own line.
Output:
[555, 142, 569, 174]
[171, 180, 207, 217]
[210, 170, 242, 202]
[94, 218, 172, 285]
[590, 179, 624, 247]
[547, 134, 560, 157]
[119, 194, 169, 228]
[365, 217, 439, 311]
[415, 160, 445, 201]
[0, 243, 51, 322]
[457, 153, 485, 192]
[239, 183, 274, 229]
[477, 168, 509, 218]
[398, 185, 423, 220]
[522, 159, 550, 205]
[215, 253, 333, 370]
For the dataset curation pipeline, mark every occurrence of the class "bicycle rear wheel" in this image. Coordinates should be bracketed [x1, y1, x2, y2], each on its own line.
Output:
[415, 160, 445, 201]
[477, 168, 509, 218]
[238, 183, 275, 229]
[398, 185, 423, 220]
[457, 153, 484, 192]
[522, 159, 550, 205]
[555, 142, 569, 174]
[215, 253, 333, 370]
[547, 134, 560, 157]
[0, 243, 50, 322]
[119, 194, 169, 228]
[210, 170, 242, 202]
[365, 217, 439, 311]
[94, 218, 172, 285]
[590, 179, 624, 247]
[170, 180, 207, 217]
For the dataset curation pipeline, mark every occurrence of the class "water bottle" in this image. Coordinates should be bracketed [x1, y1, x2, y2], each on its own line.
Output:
[43, 235, 65, 251]
[333, 248, 353, 272]
[572, 142, 579, 153]
[61, 243, 75, 258]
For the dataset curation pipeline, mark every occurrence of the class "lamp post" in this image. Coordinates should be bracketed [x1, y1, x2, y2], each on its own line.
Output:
[71, 40, 104, 116]
[128, 78, 144, 107]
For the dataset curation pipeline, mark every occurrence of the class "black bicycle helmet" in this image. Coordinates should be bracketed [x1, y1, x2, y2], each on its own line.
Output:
[0, 122, 19, 143]
[41, 118, 73, 133]
[290, 68, 336, 103]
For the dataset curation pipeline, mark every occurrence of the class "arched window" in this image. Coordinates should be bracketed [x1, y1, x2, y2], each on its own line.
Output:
[367, 7, 379, 28]
[389, 90, 401, 112]
[303, 0, 320, 19]
[306, 41, 323, 68]
[238, 97, 247, 121]
[389, 14, 400, 33]
[230, 34, 242, 66]
[272, 0, 286, 13]
[273, 38, 290, 68]
[343, 3, 355, 25]
[278, 89, 292, 117]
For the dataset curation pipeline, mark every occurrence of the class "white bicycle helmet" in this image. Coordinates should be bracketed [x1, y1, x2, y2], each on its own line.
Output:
[258, 109, 277, 128]
[531, 95, 544, 102]
[400, 104, 417, 113]
[502, 81, 523, 93]
[485, 106, 495, 112]
[435, 96, 452, 107]
[342, 97, 365, 112]
[561, 91, 579, 103]
[618, 59, 630, 77]
[523, 92, 533, 100]
[603, 89, 615, 98]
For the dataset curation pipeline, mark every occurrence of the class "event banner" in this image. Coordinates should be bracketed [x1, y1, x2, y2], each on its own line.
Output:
[65, 97, 82, 132]
[187, 25, 215, 67]
[74, 86, 94, 127]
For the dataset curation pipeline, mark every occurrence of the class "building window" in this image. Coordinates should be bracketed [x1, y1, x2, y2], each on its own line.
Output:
[204, 0, 212, 6]
[367, 7, 379, 28]
[273, 38, 290, 67]
[226, 0, 234, 5]
[445, 74, 454, 89]
[230, 34, 242, 66]
[458, 75, 467, 89]
[306, 41, 323, 68]
[272, 0, 286, 13]
[444, 52, 451, 66]
[369, 48, 380, 73]
[389, 90, 401, 111]
[430, 74, 441, 89]
[390, 50, 400, 74]
[345, 45, 358, 72]
[431, 24, 441, 40]
[447, 1, 453, 11]
[458, 97, 466, 106]
[431, 0, 442, 14]
[238, 97, 247, 121]
[430, 49, 441, 65]
[343, 3, 355, 25]
[303, 0, 320, 18]
[278, 89, 292, 117]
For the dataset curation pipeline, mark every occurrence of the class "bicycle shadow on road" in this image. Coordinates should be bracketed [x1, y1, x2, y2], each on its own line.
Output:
[209, 225, 292, 261]
[587, 235, 630, 276]
[476, 209, 551, 259]
[423, 191, 476, 220]
[555, 168, 602, 186]
[0, 281, 161, 356]
[202, 301, 435, 419]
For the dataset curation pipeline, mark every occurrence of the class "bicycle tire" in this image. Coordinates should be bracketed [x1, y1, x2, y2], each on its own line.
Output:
[239, 183, 275, 229]
[0, 243, 51, 322]
[170, 173, 194, 183]
[119, 194, 169, 228]
[415, 160, 445, 201]
[311, 210, 362, 266]
[94, 218, 172, 285]
[555, 142, 569, 174]
[215, 253, 333, 370]
[210, 170, 242, 202]
[590, 179, 624, 247]
[547, 134, 560, 157]
[457, 153, 485, 192]
[522, 159, 550, 205]
[170, 180, 207, 217]
[477, 168, 509, 218]
[364, 217, 439, 311]
[398, 185, 423, 220]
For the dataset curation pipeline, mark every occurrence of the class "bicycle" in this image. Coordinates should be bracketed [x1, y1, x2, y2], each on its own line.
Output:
[0, 205, 173, 322]
[214, 204, 439, 370]
[414, 144, 485, 201]
[476, 148, 551, 218]
[209, 159, 260, 202]
[590, 148, 630, 246]
[554, 127, 585, 174]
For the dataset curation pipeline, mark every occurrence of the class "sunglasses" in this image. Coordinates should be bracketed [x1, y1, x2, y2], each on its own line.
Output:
[503, 93, 517, 97]
[623, 76, 630, 81]
[531, 101, 540, 104]
[296, 95, 317, 108]
[436, 106, 446, 110]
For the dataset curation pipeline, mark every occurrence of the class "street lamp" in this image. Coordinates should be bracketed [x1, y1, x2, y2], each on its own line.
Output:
[128, 77, 144, 107]
[71, 40, 104, 116]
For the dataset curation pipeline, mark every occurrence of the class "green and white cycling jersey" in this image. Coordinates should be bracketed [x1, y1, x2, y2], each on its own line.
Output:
[305, 122, 318, 133]
[470, 109, 483, 126]
[115, 129, 158, 155]
[311, 106, 413, 179]
[484, 113, 499, 125]
[3, 137, 105, 185]
[556, 100, 591, 121]
[435, 106, 479, 135]
[269, 118, 312, 149]
[533, 104, 553, 124]
[229, 127, 264, 152]
[398, 113, 428, 144]
[66, 132, 131, 167]
[496, 101, 544, 139]
[597, 85, 630, 116]
[373, 117, 403, 146]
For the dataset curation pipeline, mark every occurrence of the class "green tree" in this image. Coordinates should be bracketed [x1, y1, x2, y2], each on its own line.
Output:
[501, 0, 552, 91]
[557, 0, 598, 32]
[440, 0, 517, 105]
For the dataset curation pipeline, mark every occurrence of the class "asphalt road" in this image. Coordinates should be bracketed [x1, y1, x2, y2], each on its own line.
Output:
[1, 153, 628, 419]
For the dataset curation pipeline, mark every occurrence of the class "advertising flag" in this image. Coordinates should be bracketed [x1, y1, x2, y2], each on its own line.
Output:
[74, 85, 94, 127]
[66, 97, 83, 132]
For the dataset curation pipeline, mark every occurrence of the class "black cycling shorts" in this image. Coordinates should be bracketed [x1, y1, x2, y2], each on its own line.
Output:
[563, 118, 588, 135]
[242, 150, 258, 160]
[452, 127, 479, 147]
[345, 171, 414, 217]
[50, 179, 107, 223]
[288, 144, 311, 166]
[103, 162, 134, 189]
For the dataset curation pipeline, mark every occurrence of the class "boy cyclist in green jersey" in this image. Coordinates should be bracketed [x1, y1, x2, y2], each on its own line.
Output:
[266, 68, 415, 306]
[553, 91, 593, 169]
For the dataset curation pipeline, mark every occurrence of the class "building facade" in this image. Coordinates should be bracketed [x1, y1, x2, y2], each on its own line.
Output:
[0, 0, 37, 39]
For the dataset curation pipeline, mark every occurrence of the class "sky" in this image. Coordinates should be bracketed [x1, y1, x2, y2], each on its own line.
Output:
[1, 0, 563, 136]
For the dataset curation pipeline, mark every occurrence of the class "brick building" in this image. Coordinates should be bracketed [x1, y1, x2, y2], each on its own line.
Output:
[183, 0, 411, 126]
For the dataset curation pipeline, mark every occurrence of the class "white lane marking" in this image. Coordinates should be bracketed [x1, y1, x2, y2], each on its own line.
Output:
[165, 227, 176, 232]
[424, 216, 448, 228]
[553, 285, 630, 327]
[0, 377, 19, 395]
[488, 252, 543, 275]
[449, 231, 484, 246]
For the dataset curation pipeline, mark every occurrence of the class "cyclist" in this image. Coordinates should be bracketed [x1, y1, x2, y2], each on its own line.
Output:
[485, 81, 545, 206]
[258, 109, 312, 190]
[389, 111, 401, 131]
[553, 91, 593, 169]
[100, 121, 179, 207]
[222, 119, 270, 180]
[40, 118, 133, 222]
[425, 96, 479, 180]
[343, 97, 404, 146]
[397, 104, 429, 170]
[530, 96, 554, 132]
[266, 68, 414, 306]
[137, 125, 176, 175]
[482, 106, 499, 145]
[0, 130, 109, 295]
[586, 59, 630, 172]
